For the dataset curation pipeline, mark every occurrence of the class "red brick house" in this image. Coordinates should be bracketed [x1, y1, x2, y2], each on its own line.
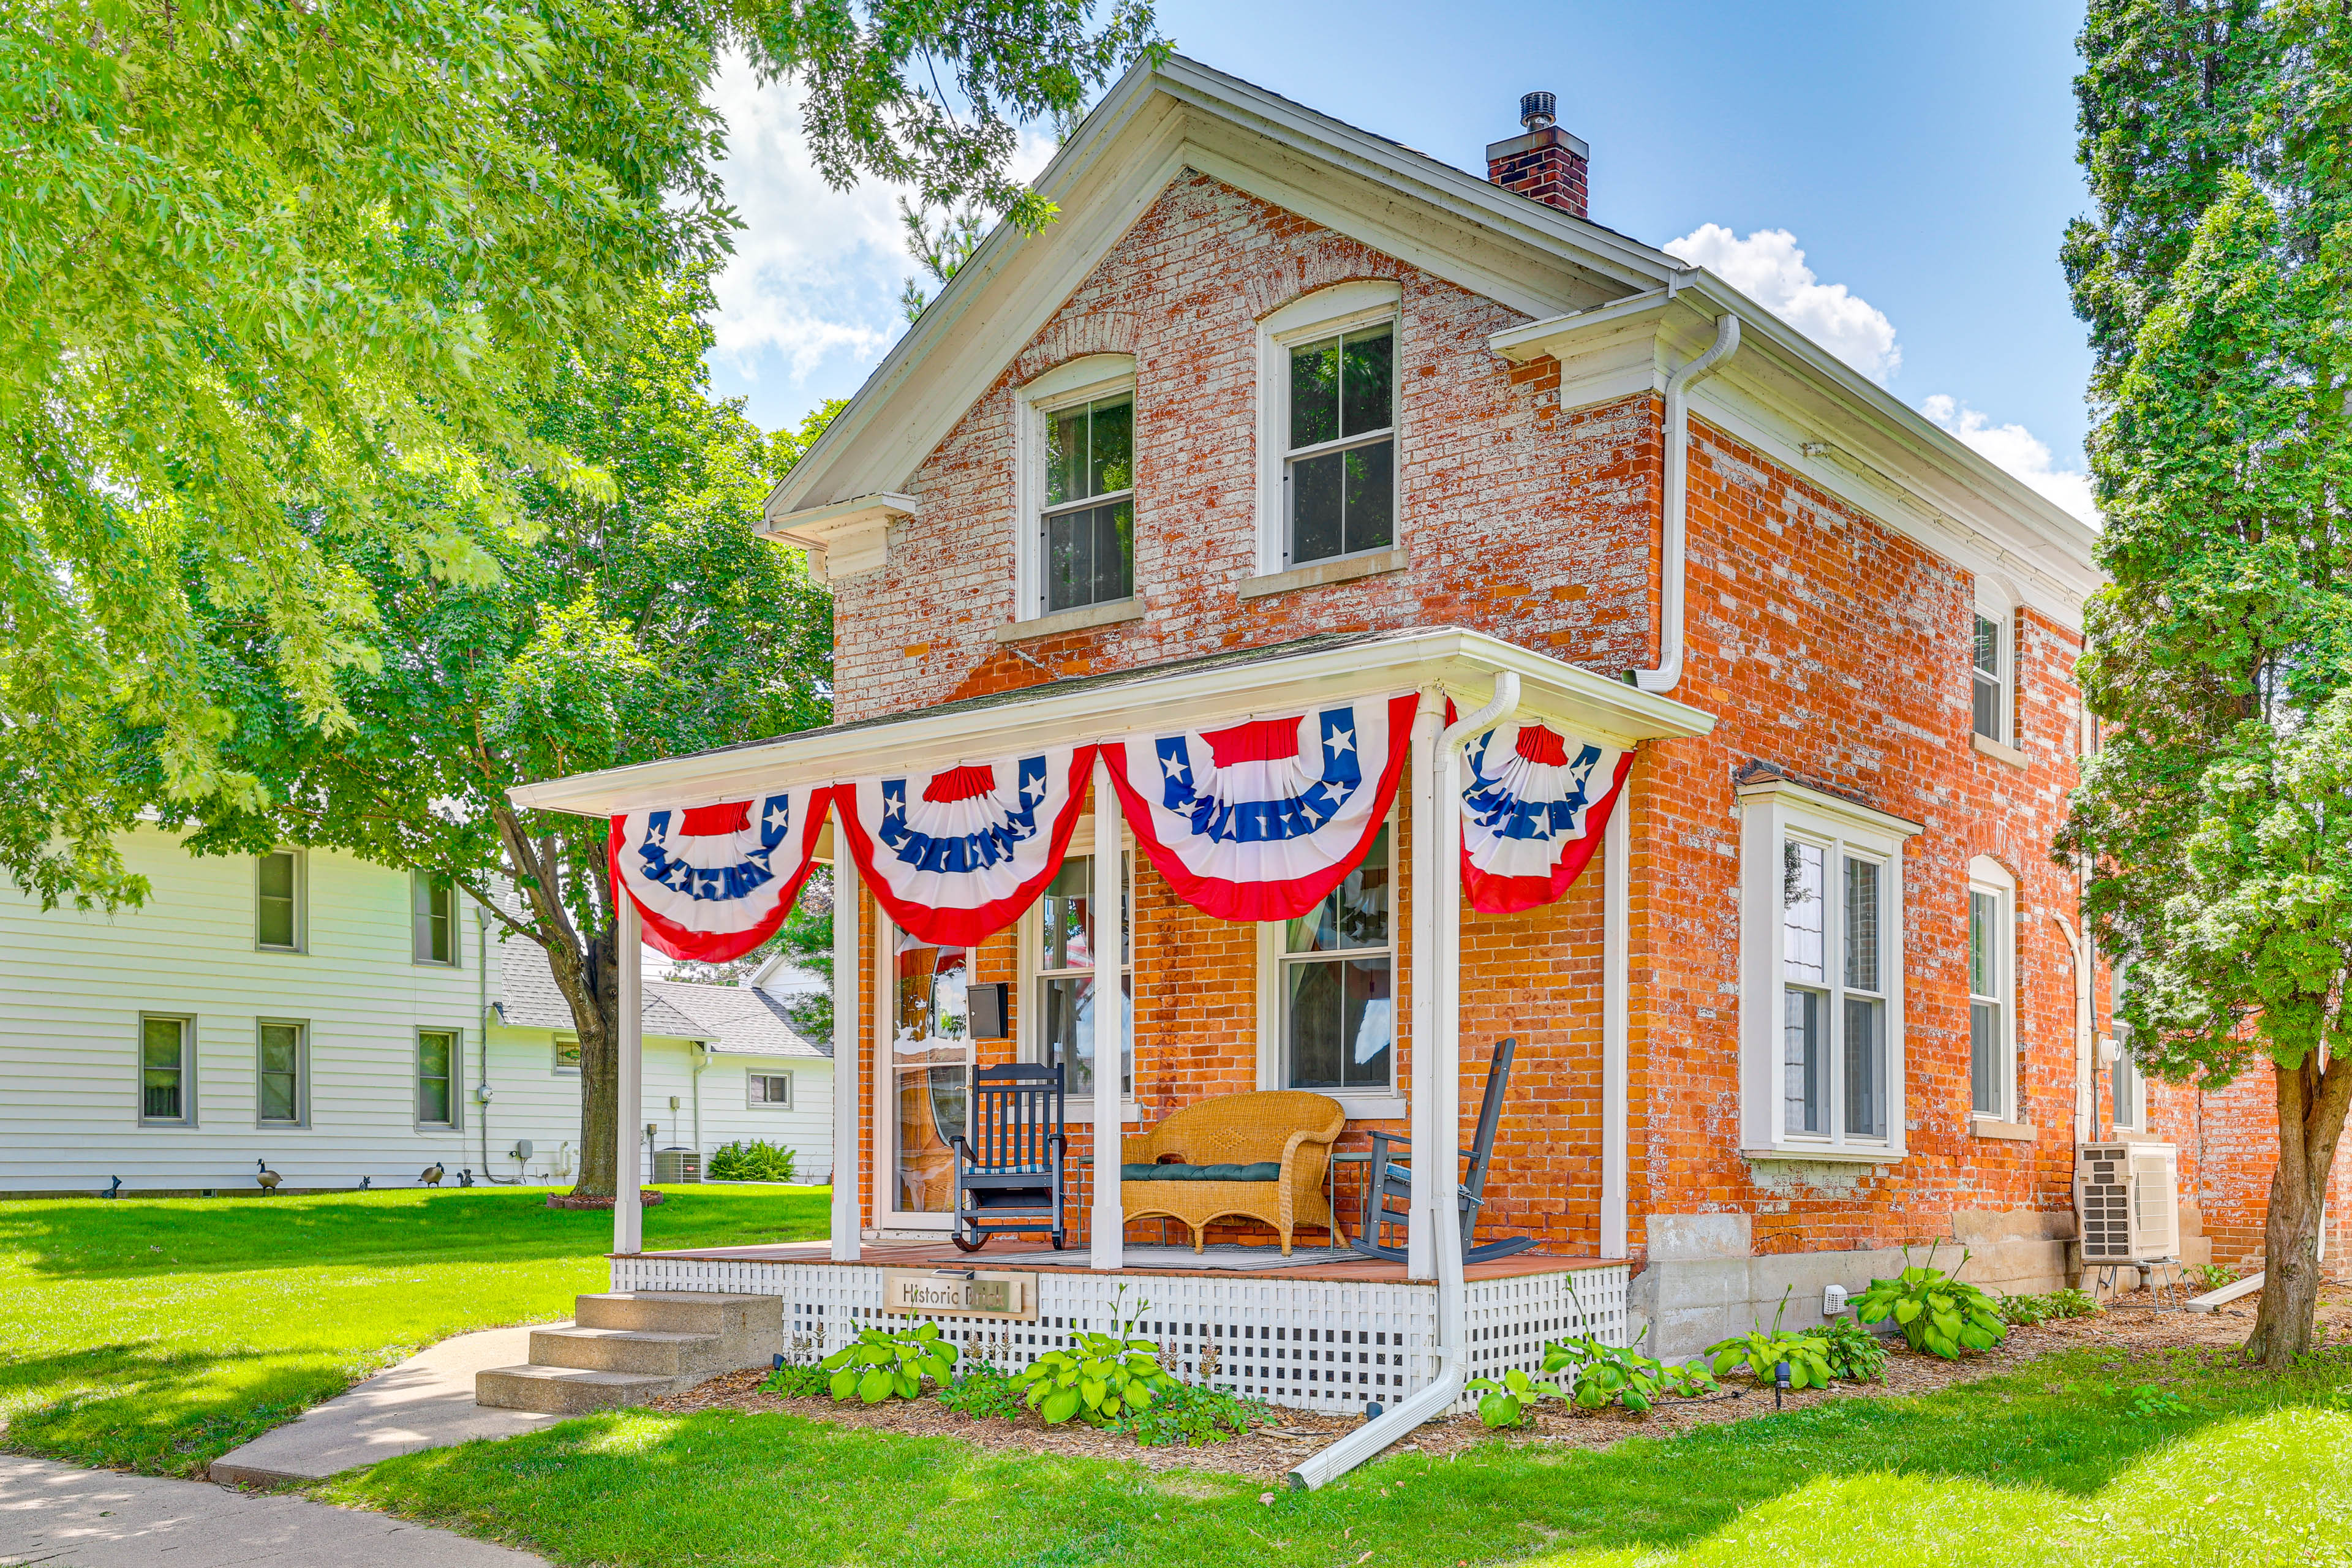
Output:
[512, 56, 2340, 1479]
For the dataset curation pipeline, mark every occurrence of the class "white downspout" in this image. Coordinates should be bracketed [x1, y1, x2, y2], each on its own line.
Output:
[1632, 313, 1741, 695]
[1291, 671, 1518, 1491]
[691, 1041, 707, 1171]
[1600, 790, 1630, 1258]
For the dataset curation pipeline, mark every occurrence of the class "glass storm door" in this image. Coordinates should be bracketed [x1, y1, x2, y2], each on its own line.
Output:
[889, 930, 970, 1219]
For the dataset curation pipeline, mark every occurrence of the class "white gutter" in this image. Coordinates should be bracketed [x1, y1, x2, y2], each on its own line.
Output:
[1289, 672, 1518, 1491]
[1631, 312, 1740, 695]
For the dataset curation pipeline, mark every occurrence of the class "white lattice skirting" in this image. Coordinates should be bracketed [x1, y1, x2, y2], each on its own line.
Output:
[612, 1257, 1629, 1415]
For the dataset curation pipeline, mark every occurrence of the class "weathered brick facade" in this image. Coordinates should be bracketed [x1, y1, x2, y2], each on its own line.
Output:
[826, 151, 2326, 1315]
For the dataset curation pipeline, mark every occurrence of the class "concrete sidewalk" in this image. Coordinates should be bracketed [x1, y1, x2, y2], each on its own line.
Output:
[211, 1325, 562, 1487]
[0, 1457, 549, 1567]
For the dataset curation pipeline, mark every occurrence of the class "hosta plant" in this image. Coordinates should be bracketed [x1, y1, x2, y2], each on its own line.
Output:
[1854, 1245, 2007, 1359]
[1706, 1292, 1832, 1390]
[1013, 1290, 1180, 1426]
[821, 1321, 959, 1404]
[1542, 1332, 1716, 1412]
[1466, 1366, 1560, 1428]
[1817, 1318, 1890, 1382]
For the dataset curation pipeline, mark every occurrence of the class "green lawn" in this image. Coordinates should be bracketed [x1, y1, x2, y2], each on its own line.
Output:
[325, 1346, 2352, 1568]
[0, 1185, 827, 1475]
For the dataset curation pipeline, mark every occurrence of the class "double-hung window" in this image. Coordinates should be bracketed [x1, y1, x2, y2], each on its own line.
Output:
[1972, 611, 2010, 744]
[417, 1028, 459, 1127]
[256, 850, 303, 952]
[1041, 394, 1134, 614]
[2109, 957, 2143, 1131]
[1284, 324, 1394, 565]
[1738, 777, 1917, 1158]
[1029, 851, 1131, 1098]
[1271, 824, 1394, 1101]
[139, 1014, 194, 1125]
[413, 871, 458, 966]
[1967, 856, 2017, 1124]
[258, 1020, 308, 1126]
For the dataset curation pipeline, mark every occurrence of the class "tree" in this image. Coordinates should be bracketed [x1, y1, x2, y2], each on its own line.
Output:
[2062, 0, 2352, 1365]
[4, 0, 1162, 914]
[165, 273, 835, 1199]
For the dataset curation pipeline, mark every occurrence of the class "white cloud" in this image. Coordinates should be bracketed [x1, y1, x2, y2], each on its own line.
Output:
[1664, 224, 1902, 383]
[1920, 395, 2097, 521]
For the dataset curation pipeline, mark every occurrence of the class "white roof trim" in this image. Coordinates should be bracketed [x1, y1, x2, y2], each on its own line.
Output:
[758, 492, 915, 582]
[509, 627, 1714, 819]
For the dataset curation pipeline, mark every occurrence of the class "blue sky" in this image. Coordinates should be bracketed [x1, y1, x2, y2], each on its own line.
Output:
[704, 0, 2095, 516]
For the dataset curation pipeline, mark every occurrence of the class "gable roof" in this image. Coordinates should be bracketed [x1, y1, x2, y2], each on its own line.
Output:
[760, 53, 2100, 627]
[496, 938, 827, 1060]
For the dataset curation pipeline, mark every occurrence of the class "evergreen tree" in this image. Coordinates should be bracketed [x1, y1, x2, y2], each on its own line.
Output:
[2062, 0, 2352, 1364]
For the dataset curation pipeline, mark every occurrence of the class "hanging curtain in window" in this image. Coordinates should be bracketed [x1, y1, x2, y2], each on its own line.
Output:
[1458, 718, 1629, 914]
[1100, 692, 1418, 922]
[834, 745, 1096, 946]
[609, 786, 834, 962]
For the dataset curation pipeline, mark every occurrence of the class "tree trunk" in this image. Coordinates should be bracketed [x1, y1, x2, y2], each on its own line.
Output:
[2245, 1052, 2352, 1366]
[569, 921, 622, 1199]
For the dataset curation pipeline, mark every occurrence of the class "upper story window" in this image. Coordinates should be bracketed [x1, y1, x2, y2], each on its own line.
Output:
[1972, 611, 2009, 743]
[257, 850, 304, 952]
[1284, 325, 1393, 565]
[1027, 848, 1131, 1099]
[1042, 395, 1134, 613]
[1737, 775, 1918, 1158]
[1967, 856, 2018, 1123]
[1016, 354, 1137, 622]
[413, 870, 459, 966]
[1256, 281, 1403, 576]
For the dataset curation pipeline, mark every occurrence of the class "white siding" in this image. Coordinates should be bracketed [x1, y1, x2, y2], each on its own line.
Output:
[0, 828, 833, 1193]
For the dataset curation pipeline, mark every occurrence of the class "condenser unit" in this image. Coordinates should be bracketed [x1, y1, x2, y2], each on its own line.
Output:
[2076, 1140, 2179, 1262]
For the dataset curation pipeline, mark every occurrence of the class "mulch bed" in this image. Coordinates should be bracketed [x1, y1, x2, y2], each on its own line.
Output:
[649, 1281, 2351, 1482]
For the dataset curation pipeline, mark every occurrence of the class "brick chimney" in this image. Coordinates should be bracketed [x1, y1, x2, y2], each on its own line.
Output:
[1486, 90, 1589, 220]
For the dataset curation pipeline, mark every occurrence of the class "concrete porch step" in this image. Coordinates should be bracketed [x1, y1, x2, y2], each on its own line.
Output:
[527, 1325, 725, 1377]
[573, 1291, 774, 1338]
[474, 1363, 685, 1416]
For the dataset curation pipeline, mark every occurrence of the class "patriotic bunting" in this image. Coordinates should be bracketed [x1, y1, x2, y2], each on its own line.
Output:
[1101, 692, 1419, 923]
[1458, 719, 1630, 914]
[832, 744, 1096, 947]
[609, 786, 833, 962]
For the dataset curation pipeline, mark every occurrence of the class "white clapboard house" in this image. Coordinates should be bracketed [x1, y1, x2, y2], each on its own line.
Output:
[0, 826, 832, 1194]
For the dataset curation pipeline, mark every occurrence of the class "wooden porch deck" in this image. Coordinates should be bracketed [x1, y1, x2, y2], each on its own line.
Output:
[627, 1237, 1615, 1284]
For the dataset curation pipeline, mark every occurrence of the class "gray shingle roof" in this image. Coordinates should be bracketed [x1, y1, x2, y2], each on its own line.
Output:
[497, 938, 827, 1059]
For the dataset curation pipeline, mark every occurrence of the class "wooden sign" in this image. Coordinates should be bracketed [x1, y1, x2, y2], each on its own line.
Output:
[881, 1268, 1036, 1320]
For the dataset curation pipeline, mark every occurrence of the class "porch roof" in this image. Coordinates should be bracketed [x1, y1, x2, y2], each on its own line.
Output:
[508, 625, 1713, 819]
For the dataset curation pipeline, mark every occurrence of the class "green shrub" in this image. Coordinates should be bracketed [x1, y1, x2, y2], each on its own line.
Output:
[1707, 1291, 1832, 1390]
[937, 1365, 1024, 1422]
[1542, 1332, 1716, 1412]
[1818, 1319, 1890, 1382]
[707, 1140, 797, 1182]
[761, 1360, 830, 1397]
[2047, 1287, 2100, 1317]
[1013, 1289, 1179, 1426]
[1466, 1366, 1558, 1428]
[1110, 1381, 1270, 1446]
[1997, 1291, 2057, 1327]
[2193, 1262, 2239, 1291]
[1854, 1245, 2007, 1359]
[820, 1321, 958, 1404]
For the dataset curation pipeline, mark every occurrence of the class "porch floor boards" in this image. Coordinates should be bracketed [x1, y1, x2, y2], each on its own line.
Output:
[622, 1238, 1614, 1284]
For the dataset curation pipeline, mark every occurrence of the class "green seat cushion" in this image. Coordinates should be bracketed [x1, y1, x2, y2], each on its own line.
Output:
[1121, 1161, 1283, 1183]
[1120, 1163, 1170, 1182]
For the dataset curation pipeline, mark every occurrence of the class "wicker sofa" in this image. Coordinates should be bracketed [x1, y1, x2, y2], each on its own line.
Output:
[1118, 1090, 1346, 1255]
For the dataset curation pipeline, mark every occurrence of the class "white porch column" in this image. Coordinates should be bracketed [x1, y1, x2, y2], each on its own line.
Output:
[1406, 694, 1444, 1281]
[614, 895, 645, 1256]
[1088, 756, 1126, 1271]
[1600, 785, 1630, 1260]
[830, 853, 864, 1261]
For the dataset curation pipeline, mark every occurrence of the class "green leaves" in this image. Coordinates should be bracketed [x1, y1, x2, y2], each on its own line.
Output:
[1853, 1246, 2008, 1361]
[1467, 1367, 1556, 1430]
[817, 1322, 960, 1406]
[1011, 1287, 1180, 1427]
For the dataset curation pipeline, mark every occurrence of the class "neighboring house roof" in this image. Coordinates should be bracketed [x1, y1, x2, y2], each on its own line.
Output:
[497, 939, 828, 1060]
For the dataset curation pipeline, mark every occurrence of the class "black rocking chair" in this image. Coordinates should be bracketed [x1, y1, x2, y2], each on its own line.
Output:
[949, 1063, 1069, 1252]
[1351, 1036, 1537, 1265]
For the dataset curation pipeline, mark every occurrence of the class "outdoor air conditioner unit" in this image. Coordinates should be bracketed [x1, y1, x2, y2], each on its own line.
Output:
[2075, 1140, 2179, 1262]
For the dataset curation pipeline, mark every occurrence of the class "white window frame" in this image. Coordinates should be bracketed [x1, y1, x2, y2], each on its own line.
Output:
[552, 1034, 581, 1076]
[256, 1017, 309, 1128]
[255, 848, 306, 954]
[747, 1070, 794, 1109]
[1972, 605, 2012, 745]
[869, 902, 970, 1234]
[412, 870, 461, 967]
[1738, 777, 1918, 1160]
[415, 1027, 462, 1129]
[1967, 855, 2019, 1125]
[1012, 353, 1138, 622]
[1016, 820, 1136, 1118]
[137, 1012, 197, 1127]
[1254, 281, 1404, 576]
[2109, 956, 2143, 1133]
[1254, 816, 1402, 1120]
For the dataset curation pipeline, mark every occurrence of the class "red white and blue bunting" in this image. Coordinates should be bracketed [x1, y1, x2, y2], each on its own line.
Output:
[609, 787, 834, 962]
[1458, 720, 1630, 914]
[1100, 692, 1419, 923]
[832, 744, 1096, 948]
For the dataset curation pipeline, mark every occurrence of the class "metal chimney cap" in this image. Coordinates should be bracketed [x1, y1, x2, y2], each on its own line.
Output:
[1520, 91, 1557, 132]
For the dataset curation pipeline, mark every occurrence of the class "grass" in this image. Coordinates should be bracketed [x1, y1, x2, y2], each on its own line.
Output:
[0, 1184, 827, 1476]
[325, 1344, 2352, 1567]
